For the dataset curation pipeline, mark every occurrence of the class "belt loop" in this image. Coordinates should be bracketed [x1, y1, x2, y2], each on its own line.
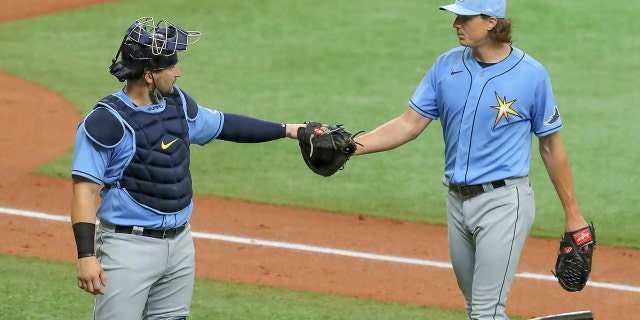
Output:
[132, 226, 144, 236]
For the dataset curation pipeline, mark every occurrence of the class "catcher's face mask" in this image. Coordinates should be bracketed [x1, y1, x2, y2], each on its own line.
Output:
[109, 16, 201, 82]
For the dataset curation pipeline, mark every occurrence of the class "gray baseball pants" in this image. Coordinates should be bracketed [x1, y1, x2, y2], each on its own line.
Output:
[446, 177, 535, 320]
[94, 222, 195, 320]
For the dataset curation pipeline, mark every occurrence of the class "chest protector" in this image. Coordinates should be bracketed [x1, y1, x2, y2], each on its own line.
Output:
[99, 93, 193, 213]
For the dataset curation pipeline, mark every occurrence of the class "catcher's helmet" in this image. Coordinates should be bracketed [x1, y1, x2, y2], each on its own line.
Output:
[109, 17, 201, 82]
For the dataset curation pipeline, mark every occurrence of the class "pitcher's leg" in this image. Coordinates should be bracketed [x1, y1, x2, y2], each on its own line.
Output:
[468, 185, 535, 320]
[447, 192, 475, 318]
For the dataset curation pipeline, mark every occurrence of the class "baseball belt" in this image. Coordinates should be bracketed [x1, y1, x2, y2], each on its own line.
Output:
[100, 220, 188, 239]
[448, 179, 506, 197]
[114, 224, 187, 239]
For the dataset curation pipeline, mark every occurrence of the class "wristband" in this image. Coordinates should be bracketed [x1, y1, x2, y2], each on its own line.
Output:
[72, 222, 96, 259]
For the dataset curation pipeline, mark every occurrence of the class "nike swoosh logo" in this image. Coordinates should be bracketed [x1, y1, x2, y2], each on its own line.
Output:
[451, 70, 463, 75]
[161, 138, 179, 150]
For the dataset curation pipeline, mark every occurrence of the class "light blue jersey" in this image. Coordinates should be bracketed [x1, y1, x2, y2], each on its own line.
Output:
[409, 46, 562, 185]
[71, 87, 224, 228]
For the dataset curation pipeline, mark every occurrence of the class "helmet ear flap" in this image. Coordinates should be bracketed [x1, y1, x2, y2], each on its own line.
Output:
[109, 41, 151, 82]
[109, 61, 128, 82]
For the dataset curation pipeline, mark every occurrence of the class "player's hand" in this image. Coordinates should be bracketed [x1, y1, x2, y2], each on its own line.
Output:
[564, 214, 588, 233]
[285, 123, 305, 139]
[77, 256, 106, 295]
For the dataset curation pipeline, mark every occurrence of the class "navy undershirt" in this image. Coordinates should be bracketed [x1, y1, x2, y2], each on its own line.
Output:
[218, 113, 286, 143]
[477, 61, 497, 68]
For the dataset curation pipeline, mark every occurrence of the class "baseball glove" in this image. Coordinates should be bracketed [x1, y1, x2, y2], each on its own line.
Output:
[552, 223, 596, 292]
[297, 122, 360, 177]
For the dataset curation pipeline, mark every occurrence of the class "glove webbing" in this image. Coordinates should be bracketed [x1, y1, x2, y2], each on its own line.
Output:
[307, 126, 346, 157]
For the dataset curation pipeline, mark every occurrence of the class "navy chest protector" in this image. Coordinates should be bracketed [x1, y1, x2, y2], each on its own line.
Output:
[85, 90, 198, 213]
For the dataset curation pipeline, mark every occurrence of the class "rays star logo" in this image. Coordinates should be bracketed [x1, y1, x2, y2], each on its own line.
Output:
[491, 92, 521, 128]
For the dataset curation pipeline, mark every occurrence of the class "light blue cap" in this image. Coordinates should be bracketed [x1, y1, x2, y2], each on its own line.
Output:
[440, 0, 506, 18]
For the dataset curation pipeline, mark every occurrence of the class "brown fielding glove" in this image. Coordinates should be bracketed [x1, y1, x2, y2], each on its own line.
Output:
[297, 122, 360, 177]
[552, 223, 596, 292]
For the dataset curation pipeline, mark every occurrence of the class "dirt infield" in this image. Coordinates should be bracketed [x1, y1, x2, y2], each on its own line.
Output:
[1, 2, 638, 319]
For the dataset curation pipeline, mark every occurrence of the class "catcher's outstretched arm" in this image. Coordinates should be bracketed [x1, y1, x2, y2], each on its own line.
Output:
[217, 113, 287, 143]
[215, 113, 304, 142]
[354, 107, 431, 155]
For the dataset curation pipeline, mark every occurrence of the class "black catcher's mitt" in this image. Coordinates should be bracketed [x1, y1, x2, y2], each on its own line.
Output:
[297, 122, 359, 177]
[552, 223, 596, 292]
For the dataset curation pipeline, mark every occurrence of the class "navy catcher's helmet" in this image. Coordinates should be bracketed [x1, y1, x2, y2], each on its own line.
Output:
[109, 17, 201, 82]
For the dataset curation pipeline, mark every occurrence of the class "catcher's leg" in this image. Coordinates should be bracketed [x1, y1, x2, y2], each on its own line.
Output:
[94, 224, 170, 320]
[144, 224, 195, 320]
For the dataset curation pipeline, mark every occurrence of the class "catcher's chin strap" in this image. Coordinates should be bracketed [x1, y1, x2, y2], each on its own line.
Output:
[147, 72, 165, 104]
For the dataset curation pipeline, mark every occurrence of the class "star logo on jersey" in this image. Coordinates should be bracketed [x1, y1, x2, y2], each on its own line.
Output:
[491, 92, 521, 128]
[161, 138, 179, 150]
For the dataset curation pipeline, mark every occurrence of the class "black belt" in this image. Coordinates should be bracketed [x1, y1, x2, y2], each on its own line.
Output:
[449, 180, 506, 197]
[114, 224, 187, 239]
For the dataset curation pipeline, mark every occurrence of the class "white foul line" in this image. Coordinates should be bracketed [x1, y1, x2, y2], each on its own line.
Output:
[191, 231, 454, 269]
[0, 207, 71, 222]
[1, 206, 639, 293]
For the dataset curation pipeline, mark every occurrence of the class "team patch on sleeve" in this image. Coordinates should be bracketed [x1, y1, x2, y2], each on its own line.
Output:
[544, 106, 561, 125]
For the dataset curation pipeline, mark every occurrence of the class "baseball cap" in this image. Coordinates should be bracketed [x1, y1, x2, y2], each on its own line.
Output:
[439, 0, 506, 18]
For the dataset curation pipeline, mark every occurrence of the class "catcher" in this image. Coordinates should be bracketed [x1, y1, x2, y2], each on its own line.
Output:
[71, 16, 308, 319]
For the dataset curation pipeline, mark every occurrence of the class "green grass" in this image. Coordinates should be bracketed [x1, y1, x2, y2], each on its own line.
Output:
[0, 0, 637, 246]
[0, 254, 495, 320]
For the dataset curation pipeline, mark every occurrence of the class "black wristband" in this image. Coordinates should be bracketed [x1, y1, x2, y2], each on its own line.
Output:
[72, 222, 96, 259]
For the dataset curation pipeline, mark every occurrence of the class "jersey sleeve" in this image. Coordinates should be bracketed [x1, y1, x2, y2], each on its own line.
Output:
[531, 73, 563, 137]
[188, 106, 224, 145]
[409, 63, 440, 120]
[71, 123, 111, 184]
